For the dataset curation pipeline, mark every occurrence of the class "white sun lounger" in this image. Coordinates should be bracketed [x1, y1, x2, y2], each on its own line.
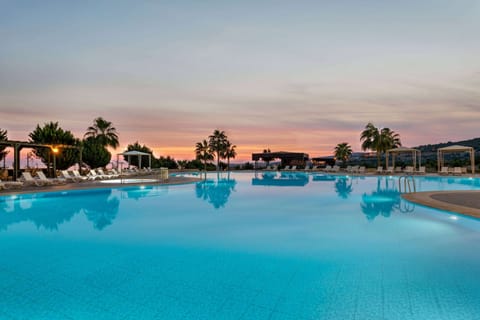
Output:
[439, 167, 449, 175]
[61, 170, 83, 182]
[453, 167, 463, 175]
[37, 171, 66, 184]
[0, 179, 23, 190]
[21, 172, 50, 186]
[97, 168, 118, 179]
[72, 170, 88, 181]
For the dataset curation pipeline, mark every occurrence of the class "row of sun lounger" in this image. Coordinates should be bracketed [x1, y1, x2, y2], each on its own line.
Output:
[439, 166, 467, 175]
[377, 166, 426, 175]
[0, 167, 155, 190]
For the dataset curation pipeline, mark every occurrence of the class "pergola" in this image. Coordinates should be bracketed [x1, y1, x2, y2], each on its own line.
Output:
[0, 140, 82, 181]
[386, 147, 421, 170]
[117, 150, 152, 169]
[437, 145, 475, 174]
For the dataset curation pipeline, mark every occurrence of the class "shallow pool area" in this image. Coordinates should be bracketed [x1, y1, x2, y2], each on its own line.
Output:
[99, 178, 158, 184]
[1, 172, 480, 319]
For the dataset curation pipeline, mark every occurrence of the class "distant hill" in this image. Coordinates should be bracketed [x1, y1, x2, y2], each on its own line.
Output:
[415, 137, 480, 153]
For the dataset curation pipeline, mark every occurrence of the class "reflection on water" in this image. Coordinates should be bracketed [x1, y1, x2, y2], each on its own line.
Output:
[0, 189, 121, 232]
[252, 172, 309, 187]
[8, 173, 471, 232]
[334, 176, 353, 199]
[83, 191, 120, 230]
[196, 173, 237, 209]
[361, 177, 415, 221]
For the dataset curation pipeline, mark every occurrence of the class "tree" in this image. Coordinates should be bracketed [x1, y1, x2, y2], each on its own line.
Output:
[224, 142, 237, 171]
[334, 142, 352, 166]
[177, 160, 188, 170]
[84, 117, 119, 149]
[82, 137, 111, 169]
[208, 129, 227, 171]
[28, 122, 80, 171]
[360, 122, 378, 154]
[374, 127, 401, 167]
[0, 128, 7, 162]
[195, 139, 214, 172]
[154, 156, 178, 169]
[360, 123, 402, 167]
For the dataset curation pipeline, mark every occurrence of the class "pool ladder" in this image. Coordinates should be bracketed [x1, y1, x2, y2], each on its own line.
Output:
[398, 175, 416, 193]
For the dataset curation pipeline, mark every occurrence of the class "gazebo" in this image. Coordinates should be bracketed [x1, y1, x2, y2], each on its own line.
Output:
[385, 147, 421, 170]
[117, 150, 152, 169]
[437, 145, 475, 174]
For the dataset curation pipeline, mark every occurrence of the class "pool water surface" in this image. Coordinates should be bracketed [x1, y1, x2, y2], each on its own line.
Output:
[1, 172, 480, 319]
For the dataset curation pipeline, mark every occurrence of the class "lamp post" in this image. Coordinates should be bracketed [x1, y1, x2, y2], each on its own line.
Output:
[52, 147, 59, 178]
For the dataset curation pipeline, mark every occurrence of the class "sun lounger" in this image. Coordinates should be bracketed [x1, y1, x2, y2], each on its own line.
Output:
[97, 168, 118, 179]
[453, 167, 462, 175]
[403, 166, 414, 174]
[0, 179, 23, 190]
[21, 172, 50, 186]
[72, 170, 88, 181]
[111, 169, 123, 176]
[61, 170, 83, 182]
[324, 165, 332, 172]
[37, 171, 66, 184]
[87, 169, 105, 180]
[385, 167, 394, 174]
[358, 166, 366, 174]
[376, 167, 384, 174]
[416, 166, 426, 175]
[331, 165, 340, 173]
[439, 167, 449, 175]
[142, 167, 153, 174]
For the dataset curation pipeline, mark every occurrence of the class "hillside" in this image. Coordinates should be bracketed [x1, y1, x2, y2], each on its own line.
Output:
[415, 137, 480, 153]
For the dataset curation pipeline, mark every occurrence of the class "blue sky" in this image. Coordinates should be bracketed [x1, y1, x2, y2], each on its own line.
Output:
[1, 0, 479, 159]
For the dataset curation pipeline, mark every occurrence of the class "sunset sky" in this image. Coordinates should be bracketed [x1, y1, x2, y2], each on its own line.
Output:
[1, 0, 479, 161]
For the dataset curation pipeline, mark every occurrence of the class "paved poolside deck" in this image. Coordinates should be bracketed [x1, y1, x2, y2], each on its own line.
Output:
[402, 191, 480, 218]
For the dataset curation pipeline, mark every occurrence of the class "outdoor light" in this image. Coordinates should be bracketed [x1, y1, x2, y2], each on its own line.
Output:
[52, 147, 59, 153]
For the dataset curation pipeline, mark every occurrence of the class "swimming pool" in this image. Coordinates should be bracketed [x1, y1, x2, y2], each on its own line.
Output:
[1, 172, 480, 319]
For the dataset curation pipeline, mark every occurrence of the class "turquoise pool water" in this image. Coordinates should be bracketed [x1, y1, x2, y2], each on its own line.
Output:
[1, 172, 480, 319]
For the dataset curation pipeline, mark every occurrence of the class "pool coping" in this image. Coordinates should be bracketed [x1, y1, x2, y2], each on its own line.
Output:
[402, 191, 480, 218]
[0, 175, 202, 196]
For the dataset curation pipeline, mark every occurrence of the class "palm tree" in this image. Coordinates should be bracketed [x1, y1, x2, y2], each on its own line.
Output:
[360, 122, 379, 154]
[360, 123, 401, 167]
[208, 129, 227, 171]
[84, 117, 119, 149]
[0, 128, 7, 162]
[224, 142, 237, 171]
[334, 142, 352, 167]
[376, 128, 401, 166]
[177, 160, 188, 170]
[195, 139, 214, 172]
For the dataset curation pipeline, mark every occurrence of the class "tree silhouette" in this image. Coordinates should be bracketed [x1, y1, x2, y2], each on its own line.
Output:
[84, 117, 119, 149]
